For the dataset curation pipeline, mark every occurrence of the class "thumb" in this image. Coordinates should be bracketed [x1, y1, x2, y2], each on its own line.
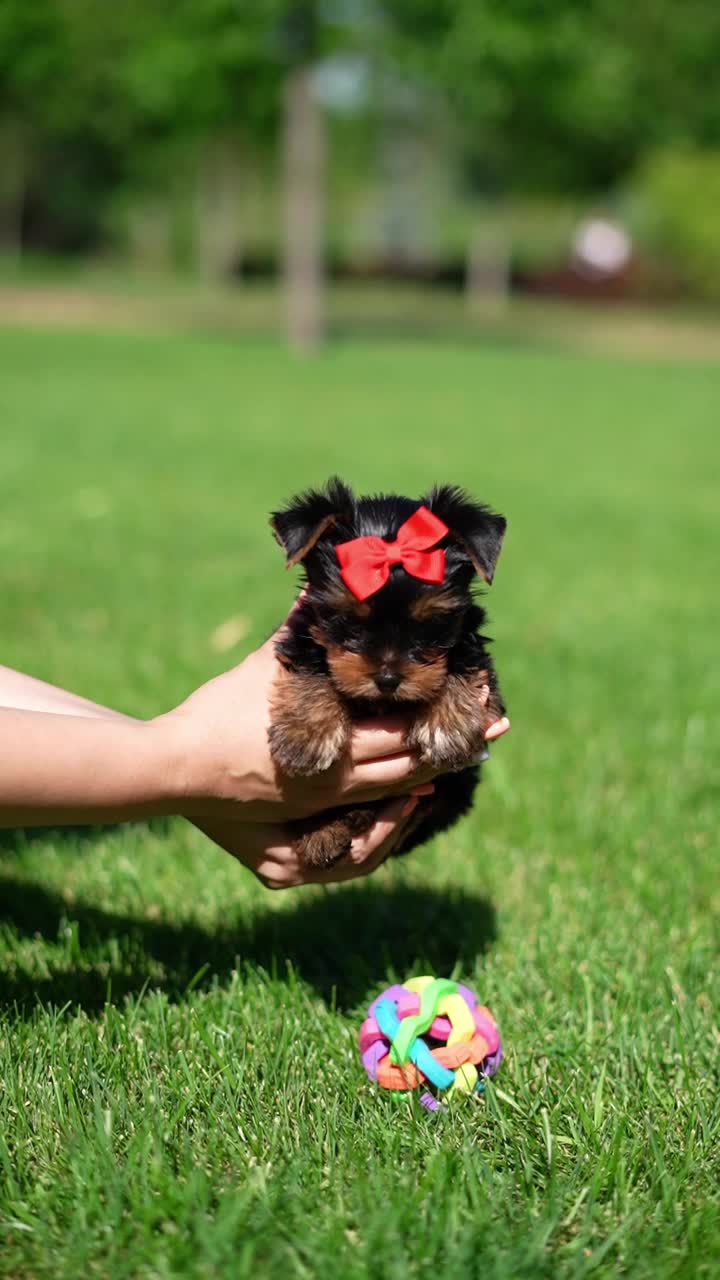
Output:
[349, 794, 419, 868]
[261, 587, 309, 653]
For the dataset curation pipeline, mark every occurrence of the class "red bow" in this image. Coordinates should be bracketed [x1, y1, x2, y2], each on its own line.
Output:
[335, 506, 449, 601]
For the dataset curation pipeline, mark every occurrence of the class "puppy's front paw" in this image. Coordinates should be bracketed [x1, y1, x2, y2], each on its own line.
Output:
[407, 719, 482, 772]
[269, 669, 350, 776]
[408, 674, 490, 771]
[268, 719, 347, 776]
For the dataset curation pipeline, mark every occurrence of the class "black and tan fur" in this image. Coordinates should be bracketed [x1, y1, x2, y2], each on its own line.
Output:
[269, 477, 507, 869]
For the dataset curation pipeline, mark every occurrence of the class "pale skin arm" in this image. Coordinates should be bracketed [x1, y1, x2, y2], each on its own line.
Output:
[0, 657, 440, 888]
[0, 639, 509, 889]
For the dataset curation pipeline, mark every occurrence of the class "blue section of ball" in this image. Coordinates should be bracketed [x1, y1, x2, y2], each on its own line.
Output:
[374, 998, 456, 1091]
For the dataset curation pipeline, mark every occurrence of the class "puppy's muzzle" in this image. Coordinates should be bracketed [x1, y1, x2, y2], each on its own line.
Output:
[374, 671, 401, 695]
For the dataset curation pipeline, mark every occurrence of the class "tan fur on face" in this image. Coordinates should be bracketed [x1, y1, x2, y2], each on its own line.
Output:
[320, 584, 372, 617]
[325, 647, 380, 699]
[395, 654, 447, 701]
[325, 645, 447, 703]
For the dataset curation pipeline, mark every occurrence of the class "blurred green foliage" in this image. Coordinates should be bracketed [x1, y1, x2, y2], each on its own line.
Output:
[1, 0, 720, 283]
[385, 0, 720, 194]
[0, 0, 285, 249]
[628, 149, 720, 300]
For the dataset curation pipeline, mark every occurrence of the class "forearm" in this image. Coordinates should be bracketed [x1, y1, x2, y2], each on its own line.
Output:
[0, 709, 180, 827]
[0, 664, 133, 721]
[0, 668, 252, 840]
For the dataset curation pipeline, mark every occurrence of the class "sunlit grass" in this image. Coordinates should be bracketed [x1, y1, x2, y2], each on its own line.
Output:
[1, 325, 718, 1277]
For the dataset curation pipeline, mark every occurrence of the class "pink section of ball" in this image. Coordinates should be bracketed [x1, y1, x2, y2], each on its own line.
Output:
[368, 984, 408, 1019]
[396, 990, 482, 1041]
[429, 1016, 451, 1039]
[395, 993, 420, 1018]
[359, 1017, 385, 1055]
[394, 993, 449, 1038]
[473, 1009, 500, 1054]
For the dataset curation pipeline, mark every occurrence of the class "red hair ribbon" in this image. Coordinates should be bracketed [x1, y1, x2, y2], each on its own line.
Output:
[335, 506, 449, 601]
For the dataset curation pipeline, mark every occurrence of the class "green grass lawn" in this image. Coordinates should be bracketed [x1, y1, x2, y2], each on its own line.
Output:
[0, 324, 718, 1278]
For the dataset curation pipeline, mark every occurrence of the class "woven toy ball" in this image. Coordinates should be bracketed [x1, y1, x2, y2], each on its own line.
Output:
[359, 976, 502, 1111]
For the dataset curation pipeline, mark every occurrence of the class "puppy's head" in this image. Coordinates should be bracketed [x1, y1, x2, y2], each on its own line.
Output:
[271, 478, 506, 703]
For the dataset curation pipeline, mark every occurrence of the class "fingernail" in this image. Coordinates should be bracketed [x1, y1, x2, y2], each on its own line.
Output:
[410, 782, 435, 797]
[486, 717, 511, 741]
[401, 796, 419, 818]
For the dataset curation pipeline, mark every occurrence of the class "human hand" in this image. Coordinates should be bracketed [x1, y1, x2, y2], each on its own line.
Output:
[196, 792, 427, 889]
[160, 618, 510, 822]
[0, 626, 508, 851]
[485, 716, 510, 741]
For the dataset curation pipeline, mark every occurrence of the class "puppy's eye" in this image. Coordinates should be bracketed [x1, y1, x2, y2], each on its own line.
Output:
[334, 620, 368, 652]
[409, 647, 442, 665]
[420, 618, 458, 649]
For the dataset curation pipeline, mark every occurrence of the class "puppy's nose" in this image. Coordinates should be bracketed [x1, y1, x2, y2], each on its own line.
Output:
[374, 671, 401, 694]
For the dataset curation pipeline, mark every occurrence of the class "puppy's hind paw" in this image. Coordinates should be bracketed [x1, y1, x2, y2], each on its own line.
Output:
[295, 823, 353, 869]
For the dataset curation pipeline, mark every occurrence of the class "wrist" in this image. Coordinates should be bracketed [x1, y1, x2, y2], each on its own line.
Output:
[146, 711, 195, 810]
[150, 709, 236, 816]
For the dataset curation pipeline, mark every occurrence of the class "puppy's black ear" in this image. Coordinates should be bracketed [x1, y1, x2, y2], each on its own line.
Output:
[271, 477, 354, 568]
[423, 484, 506, 583]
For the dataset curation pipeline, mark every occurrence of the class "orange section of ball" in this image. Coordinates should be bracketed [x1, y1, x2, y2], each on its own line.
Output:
[375, 1033, 490, 1090]
[436, 1034, 490, 1070]
[376, 1056, 422, 1089]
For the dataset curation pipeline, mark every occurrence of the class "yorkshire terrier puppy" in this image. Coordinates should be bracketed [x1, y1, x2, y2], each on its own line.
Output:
[269, 477, 507, 869]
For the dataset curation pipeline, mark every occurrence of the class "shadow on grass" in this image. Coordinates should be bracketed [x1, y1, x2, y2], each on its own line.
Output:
[0, 820, 170, 849]
[0, 876, 496, 1016]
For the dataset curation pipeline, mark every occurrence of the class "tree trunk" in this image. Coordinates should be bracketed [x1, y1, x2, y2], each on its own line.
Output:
[195, 138, 244, 280]
[283, 64, 325, 351]
[465, 220, 511, 311]
[0, 121, 26, 260]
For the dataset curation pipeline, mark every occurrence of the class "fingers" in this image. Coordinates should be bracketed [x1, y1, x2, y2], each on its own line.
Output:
[350, 716, 413, 762]
[198, 799, 419, 892]
[304, 794, 419, 885]
[408, 781, 435, 798]
[350, 794, 420, 877]
[344, 754, 437, 801]
[258, 588, 310, 653]
[352, 794, 417, 860]
[350, 708, 509, 764]
[485, 716, 511, 741]
[346, 717, 510, 796]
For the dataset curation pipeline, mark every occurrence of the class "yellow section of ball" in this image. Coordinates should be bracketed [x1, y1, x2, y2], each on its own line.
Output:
[438, 993, 476, 1045]
[404, 976, 434, 994]
[448, 1063, 478, 1096]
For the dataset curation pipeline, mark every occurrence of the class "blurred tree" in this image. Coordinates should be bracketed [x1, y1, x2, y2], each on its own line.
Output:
[629, 148, 720, 300]
[2, 0, 719, 309]
[0, 0, 102, 252]
[280, 2, 325, 351]
[0, 1, 282, 251]
[114, 0, 281, 276]
[381, 0, 720, 298]
[382, 0, 720, 194]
